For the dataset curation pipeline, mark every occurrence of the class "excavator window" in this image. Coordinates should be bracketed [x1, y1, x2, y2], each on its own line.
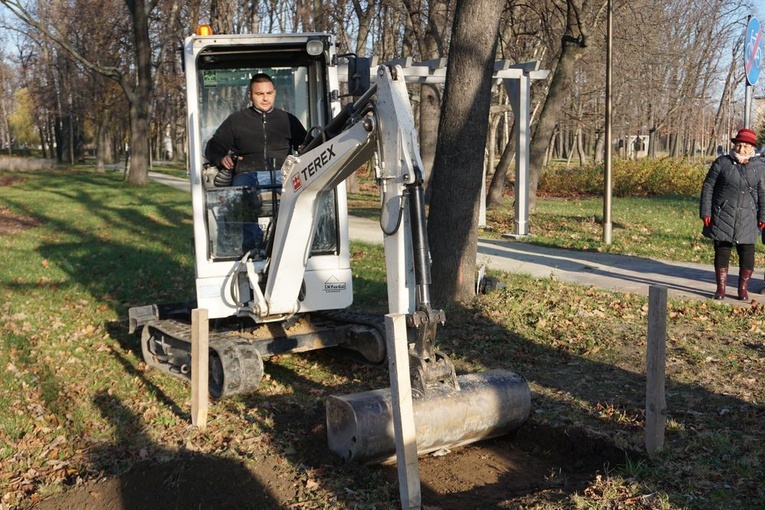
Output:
[195, 57, 338, 261]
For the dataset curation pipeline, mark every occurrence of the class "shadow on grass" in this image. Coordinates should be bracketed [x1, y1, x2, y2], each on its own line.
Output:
[255, 273, 765, 508]
[421, 293, 765, 508]
[33, 391, 284, 510]
[104, 321, 189, 420]
[5, 170, 197, 308]
[5, 170, 763, 508]
[41, 260, 765, 503]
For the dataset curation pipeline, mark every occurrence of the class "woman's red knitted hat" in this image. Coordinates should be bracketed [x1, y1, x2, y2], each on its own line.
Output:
[731, 128, 758, 145]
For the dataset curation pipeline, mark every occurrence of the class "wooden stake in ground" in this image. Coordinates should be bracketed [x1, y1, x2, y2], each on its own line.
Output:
[191, 308, 209, 431]
[385, 313, 421, 509]
[645, 285, 667, 454]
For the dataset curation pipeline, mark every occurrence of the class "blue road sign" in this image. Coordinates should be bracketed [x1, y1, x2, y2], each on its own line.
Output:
[745, 16, 763, 85]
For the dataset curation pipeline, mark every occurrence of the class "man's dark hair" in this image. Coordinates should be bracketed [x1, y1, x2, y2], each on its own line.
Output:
[250, 73, 274, 86]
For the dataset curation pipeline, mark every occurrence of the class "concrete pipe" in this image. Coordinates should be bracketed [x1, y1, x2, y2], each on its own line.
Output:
[326, 369, 531, 464]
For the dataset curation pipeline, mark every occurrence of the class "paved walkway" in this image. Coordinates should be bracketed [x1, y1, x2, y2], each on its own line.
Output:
[476, 237, 715, 301]
[350, 214, 758, 304]
[151, 172, 756, 304]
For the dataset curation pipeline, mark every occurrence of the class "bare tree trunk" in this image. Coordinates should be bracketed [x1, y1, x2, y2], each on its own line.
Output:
[565, 126, 575, 168]
[38, 126, 47, 159]
[530, 30, 585, 201]
[95, 116, 107, 173]
[428, 0, 504, 305]
[593, 129, 603, 163]
[528, 0, 601, 211]
[0, 62, 10, 153]
[345, 0, 378, 194]
[124, 0, 153, 185]
[211, 0, 237, 33]
[487, 113, 501, 175]
[352, 0, 374, 56]
[402, 0, 449, 199]
[46, 115, 55, 159]
[486, 126, 515, 208]
[576, 125, 585, 166]
[419, 82, 441, 199]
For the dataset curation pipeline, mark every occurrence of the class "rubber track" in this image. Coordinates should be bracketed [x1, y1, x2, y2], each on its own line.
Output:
[314, 309, 387, 338]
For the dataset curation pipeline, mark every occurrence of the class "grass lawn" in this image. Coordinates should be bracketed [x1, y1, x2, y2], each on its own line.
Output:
[1, 166, 764, 509]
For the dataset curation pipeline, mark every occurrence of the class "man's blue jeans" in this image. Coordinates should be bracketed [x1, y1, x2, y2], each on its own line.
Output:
[232, 172, 264, 253]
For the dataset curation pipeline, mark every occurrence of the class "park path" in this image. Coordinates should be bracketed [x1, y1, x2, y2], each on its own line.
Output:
[151, 172, 753, 304]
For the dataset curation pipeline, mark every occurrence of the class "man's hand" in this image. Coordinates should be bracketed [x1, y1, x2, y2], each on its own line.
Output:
[703, 217, 711, 228]
[220, 154, 236, 170]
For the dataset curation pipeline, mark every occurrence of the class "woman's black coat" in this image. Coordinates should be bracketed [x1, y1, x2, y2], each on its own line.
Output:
[700, 155, 765, 244]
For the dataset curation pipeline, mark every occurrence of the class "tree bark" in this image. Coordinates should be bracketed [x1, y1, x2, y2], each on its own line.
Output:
[428, 0, 504, 305]
[576, 125, 585, 166]
[124, 0, 153, 185]
[401, 0, 449, 200]
[528, 32, 587, 210]
[486, 123, 515, 209]
[419, 0, 448, 198]
[419, 82, 441, 198]
[95, 116, 108, 173]
[593, 129, 603, 163]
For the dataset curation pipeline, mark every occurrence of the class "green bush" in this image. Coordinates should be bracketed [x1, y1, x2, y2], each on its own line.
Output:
[539, 158, 708, 197]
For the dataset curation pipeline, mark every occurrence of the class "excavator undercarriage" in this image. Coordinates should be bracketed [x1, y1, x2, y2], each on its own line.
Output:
[130, 304, 386, 398]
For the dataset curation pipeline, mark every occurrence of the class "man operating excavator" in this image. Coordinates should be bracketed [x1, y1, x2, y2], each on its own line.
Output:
[205, 73, 307, 184]
[204, 73, 307, 252]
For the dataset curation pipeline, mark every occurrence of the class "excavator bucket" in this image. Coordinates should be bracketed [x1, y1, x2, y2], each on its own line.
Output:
[326, 369, 531, 463]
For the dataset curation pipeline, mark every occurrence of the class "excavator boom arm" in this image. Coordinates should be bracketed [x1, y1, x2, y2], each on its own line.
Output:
[263, 65, 424, 318]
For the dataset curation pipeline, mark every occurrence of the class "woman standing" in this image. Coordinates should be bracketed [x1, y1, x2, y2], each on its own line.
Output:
[700, 128, 765, 301]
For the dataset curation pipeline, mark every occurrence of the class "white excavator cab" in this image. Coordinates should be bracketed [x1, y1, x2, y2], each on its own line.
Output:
[184, 33, 353, 320]
[129, 32, 388, 398]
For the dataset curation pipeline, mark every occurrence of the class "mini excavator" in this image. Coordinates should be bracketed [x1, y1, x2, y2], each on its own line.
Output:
[129, 30, 530, 463]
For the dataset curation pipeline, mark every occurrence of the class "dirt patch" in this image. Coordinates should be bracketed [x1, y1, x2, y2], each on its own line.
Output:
[417, 423, 631, 509]
[0, 174, 30, 186]
[31, 453, 296, 510]
[0, 175, 42, 237]
[29, 417, 630, 509]
[0, 206, 40, 236]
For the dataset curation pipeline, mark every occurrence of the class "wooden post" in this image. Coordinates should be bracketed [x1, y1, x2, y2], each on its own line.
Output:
[645, 286, 667, 454]
[385, 313, 422, 509]
[191, 308, 209, 431]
